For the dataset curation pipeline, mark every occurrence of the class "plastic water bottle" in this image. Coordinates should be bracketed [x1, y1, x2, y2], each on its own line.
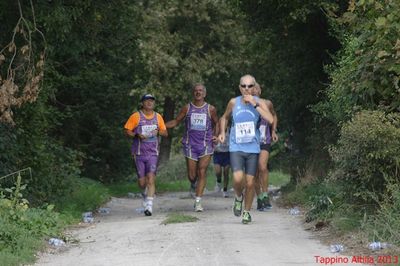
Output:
[98, 207, 110, 214]
[369, 242, 390, 250]
[82, 212, 94, 223]
[49, 238, 65, 246]
[330, 244, 344, 253]
[83, 216, 94, 223]
[289, 207, 300, 215]
[135, 207, 145, 213]
[82, 212, 92, 218]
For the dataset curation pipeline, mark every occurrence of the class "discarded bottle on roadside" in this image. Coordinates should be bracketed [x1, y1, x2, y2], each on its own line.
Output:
[83, 216, 94, 223]
[98, 207, 110, 214]
[289, 207, 300, 215]
[135, 207, 145, 214]
[330, 244, 344, 253]
[49, 238, 65, 247]
[82, 212, 94, 223]
[82, 212, 93, 218]
[369, 242, 390, 250]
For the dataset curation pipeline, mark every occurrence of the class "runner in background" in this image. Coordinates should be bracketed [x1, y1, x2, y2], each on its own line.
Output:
[166, 84, 219, 212]
[213, 122, 230, 198]
[124, 94, 168, 216]
[253, 83, 279, 210]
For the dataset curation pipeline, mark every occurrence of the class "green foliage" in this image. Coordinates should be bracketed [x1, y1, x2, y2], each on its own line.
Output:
[138, 0, 247, 103]
[330, 203, 363, 233]
[281, 178, 340, 220]
[0, 174, 110, 265]
[0, 178, 66, 266]
[306, 194, 334, 222]
[316, 0, 400, 123]
[268, 171, 291, 187]
[364, 182, 400, 246]
[329, 110, 400, 202]
[161, 213, 199, 225]
[0, 126, 18, 177]
[55, 177, 110, 218]
[281, 179, 366, 233]
[280, 181, 314, 207]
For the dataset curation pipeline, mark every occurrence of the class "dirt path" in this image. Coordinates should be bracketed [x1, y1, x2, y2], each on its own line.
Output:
[36, 191, 356, 266]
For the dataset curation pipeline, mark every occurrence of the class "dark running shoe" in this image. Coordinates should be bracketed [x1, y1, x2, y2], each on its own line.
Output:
[263, 195, 272, 210]
[144, 205, 152, 216]
[257, 198, 263, 211]
[233, 197, 243, 217]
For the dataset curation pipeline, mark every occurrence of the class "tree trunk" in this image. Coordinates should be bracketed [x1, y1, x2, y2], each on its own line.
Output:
[159, 96, 175, 165]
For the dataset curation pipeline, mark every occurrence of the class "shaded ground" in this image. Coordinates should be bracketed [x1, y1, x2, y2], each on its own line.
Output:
[36, 191, 366, 266]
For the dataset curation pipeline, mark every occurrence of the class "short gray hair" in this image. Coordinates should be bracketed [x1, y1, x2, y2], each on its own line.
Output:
[192, 83, 206, 93]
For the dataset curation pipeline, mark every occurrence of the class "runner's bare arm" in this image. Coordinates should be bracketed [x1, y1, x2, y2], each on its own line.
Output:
[218, 98, 234, 143]
[165, 105, 188, 129]
[125, 129, 147, 139]
[257, 100, 274, 124]
[209, 105, 219, 138]
[265, 100, 279, 142]
[243, 95, 273, 124]
[159, 129, 168, 137]
[124, 129, 135, 138]
[124, 112, 139, 138]
[157, 115, 168, 137]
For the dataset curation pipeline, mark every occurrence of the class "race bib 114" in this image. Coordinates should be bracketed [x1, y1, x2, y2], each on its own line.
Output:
[235, 121, 255, 143]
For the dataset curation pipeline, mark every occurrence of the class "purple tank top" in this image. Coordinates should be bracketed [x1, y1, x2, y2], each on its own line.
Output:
[259, 118, 272, 145]
[182, 102, 213, 147]
[132, 111, 159, 155]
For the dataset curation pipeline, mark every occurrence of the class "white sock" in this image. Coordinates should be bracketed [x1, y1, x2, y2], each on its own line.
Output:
[195, 197, 201, 202]
[147, 197, 153, 205]
[236, 195, 243, 201]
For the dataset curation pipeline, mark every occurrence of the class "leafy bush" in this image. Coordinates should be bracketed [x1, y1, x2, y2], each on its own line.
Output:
[26, 141, 83, 205]
[315, 0, 400, 124]
[0, 174, 110, 265]
[0, 177, 66, 266]
[55, 177, 110, 218]
[329, 110, 400, 202]
[364, 182, 400, 246]
[0, 97, 84, 205]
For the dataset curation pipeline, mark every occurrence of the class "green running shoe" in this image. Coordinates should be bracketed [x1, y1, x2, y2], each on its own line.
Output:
[233, 197, 243, 217]
[242, 211, 252, 224]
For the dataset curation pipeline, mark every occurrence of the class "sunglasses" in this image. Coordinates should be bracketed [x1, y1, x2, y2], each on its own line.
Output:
[240, 84, 254, 89]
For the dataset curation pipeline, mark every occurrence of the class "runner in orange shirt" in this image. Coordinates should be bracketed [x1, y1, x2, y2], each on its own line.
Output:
[124, 94, 168, 216]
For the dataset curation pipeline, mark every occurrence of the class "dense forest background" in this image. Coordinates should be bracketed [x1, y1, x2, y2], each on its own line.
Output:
[1, 0, 399, 210]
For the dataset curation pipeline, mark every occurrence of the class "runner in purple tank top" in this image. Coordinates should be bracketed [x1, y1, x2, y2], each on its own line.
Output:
[166, 84, 219, 212]
[253, 83, 279, 211]
[124, 94, 168, 216]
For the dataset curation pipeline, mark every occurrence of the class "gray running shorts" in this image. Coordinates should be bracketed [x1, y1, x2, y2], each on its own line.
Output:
[230, 151, 259, 177]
